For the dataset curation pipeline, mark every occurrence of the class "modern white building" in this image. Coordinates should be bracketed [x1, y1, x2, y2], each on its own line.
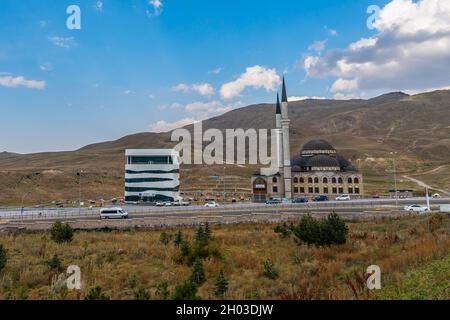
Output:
[125, 149, 181, 203]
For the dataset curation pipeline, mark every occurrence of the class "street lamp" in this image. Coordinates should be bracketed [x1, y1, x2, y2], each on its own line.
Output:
[390, 152, 398, 207]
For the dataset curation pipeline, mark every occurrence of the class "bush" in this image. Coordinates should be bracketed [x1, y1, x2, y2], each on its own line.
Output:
[0, 245, 6, 273]
[50, 221, 74, 244]
[133, 285, 150, 300]
[293, 213, 348, 246]
[159, 232, 172, 246]
[214, 269, 229, 298]
[189, 259, 206, 285]
[155, 281, 170, 300]
[428, 213, 444, 233]
[47, 254, 63, 272]
[274, 222, 294, 238]
[84, 286, 110, 300]
[195, 224, 212, 243]
[172, 280, 200, 300]
[173, 230, 184, 248]
[263, 259, 279, 280]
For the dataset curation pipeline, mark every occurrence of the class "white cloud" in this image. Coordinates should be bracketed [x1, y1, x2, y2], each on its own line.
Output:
[94, 1, 103, 12]
[308, 40, 327, 53]
[303, 0, 450, 97]
[147, 0, 163, 17]
[0, 75, 46, 89]
[39, 20, 48, 28]
[172, 83, 215, 96]
[39, 63, 52, 72]
[150, 118, 195, 133]
[48, 36, 77, 48]
[288, 96, 326, 102]
[208, 67, 223, 75]
[123, 90, 133, 95]
[220, 65, 281, 99]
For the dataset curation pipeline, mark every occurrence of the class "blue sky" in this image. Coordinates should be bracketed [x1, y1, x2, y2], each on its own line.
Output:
[2, 0, 449, 153]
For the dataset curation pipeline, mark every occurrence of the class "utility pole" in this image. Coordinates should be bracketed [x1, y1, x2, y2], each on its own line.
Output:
[223, 165, 226, 204]
[393, 157, 398, 207]
[425, 187, 430, 210]
[77, 170, 83, 214]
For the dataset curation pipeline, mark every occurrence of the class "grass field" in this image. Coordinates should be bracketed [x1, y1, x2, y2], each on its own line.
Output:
[0, 213, 449, 300]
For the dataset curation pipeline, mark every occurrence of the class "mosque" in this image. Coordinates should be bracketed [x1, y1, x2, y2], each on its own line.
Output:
[251, 78, 364, 202]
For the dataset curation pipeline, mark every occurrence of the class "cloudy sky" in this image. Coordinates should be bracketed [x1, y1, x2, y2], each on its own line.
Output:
[1, 0, 449, 153]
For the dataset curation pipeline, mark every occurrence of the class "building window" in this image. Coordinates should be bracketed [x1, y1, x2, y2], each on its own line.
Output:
[332, 177, 337, 184]
[324, 187, 329, 194]
[293, 177, 298, 183]
[332, 187, 337, 194]
[339, 187, 344, 194]
[348, 177, 353, 184]
[354, 177, 359, 184]
[314, 187, 320, 194]
[338, 178, 343, 184]
[273, 186, 278, 193]
[308, 187, 313, 193]
[294, 186, 299, 193]
[348, 187, 354, 194]
[323, 177, 328, 184]
[355, 188, 360, 194]
[314, 177, 319, 184]
[272, 177, 277, 183]
[308, 177, 313, 183]
[129, 156, 173, 164]
[300, 187, 305, 193]
[300, 177, 304, 183]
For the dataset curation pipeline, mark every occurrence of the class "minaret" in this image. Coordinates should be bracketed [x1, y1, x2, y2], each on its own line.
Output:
[275, 93, 284, 174]
[281, 77, 292, 200]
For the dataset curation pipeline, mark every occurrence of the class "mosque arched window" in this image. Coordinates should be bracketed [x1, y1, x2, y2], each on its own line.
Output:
[293, 177, 299, 183]
[323, 177, 328, 184]
[332, 177, 337, 184]
[314, 177, 319, 184]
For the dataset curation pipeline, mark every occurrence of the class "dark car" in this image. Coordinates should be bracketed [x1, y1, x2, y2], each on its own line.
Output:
[313, 195, 329, 202]
[292, 197, 308, 203]
[266, 198, 282, 205]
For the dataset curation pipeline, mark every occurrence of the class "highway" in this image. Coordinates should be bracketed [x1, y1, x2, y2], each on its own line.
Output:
[1, 197, 448, 223]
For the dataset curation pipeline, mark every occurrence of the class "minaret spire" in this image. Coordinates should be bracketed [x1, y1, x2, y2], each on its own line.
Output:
[276, 92, 281, 115]
[281, 76, 288, 103]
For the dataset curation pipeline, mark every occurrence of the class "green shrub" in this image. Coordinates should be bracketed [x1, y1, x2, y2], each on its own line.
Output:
[263, 259, 279, 280]
[84, 286, 110, 300]
[0, 245, 6, 273]
[293, 213, 348, 246]
[47, 254, 63, 272]
[214, 269, 229, 298]
[49, 221, 74, 244]
[172, 280, 200, 300]
[133, 285, 150, 300]
[155, 281, 170, 300]
[428, 213, 444, 233]
[189, 259, 206, 285]
[173, 230, 184, 248]
[159, 232, 172, 246]
[274, 222, 294, 238]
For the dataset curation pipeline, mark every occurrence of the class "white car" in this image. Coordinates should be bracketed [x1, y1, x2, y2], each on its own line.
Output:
[336, 194, 351, 201]
[100, 207, 129, 219]
[155, 201, 165, 207]
[404, 204, 430, 212]
[204, 201, 219, 208]
[432, 193, 441, 198]
[164, 202, 173, 207]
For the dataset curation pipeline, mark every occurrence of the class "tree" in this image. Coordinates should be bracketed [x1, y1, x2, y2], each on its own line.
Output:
[263, 259, 279, 280]
[293, 214, 322, 245]
[214, 269, 229, 298]
[134, 285, 150, 300]
[172, 280, 200, 300]
[160, 232, 172, 246]
[84, 286, 110, 300]
[0, 245, 6, 273]
[50, 221, 74, 244]
[190, 259, 206, 285]
[321, 212, 348, 245]
[173, 230, 184, 248]
[47, 254, 63, 272]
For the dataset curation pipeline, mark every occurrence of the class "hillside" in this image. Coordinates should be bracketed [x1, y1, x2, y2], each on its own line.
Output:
[0, 90, 449, 205]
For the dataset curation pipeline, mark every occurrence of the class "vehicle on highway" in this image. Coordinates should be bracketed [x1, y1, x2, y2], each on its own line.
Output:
[313, 195, 329, 202]
[292, 197, 308, 204]
[404, 204, 430, 212]
[155, 201, 165, 207]
[336, 194, 351, 201]
[432, 193, 441, 198]
[266, 198, 282, 205]
[204, 201, 219, 208]
[100, 207, 129, 219]
[164, 202, 173, 207]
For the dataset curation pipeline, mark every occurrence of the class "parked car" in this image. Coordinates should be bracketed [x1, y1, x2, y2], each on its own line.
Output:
[266, 198, 282, 205]
[204, 201, 219, 208]
[164, 202, 173, 207]
[292, 197, 308, 204]
[155, 201, 165, 207]
[336, 194, 351, 201]
[404, 204, 430, 212]
[100, 207, 128, 219]
[313, 195, 329, 202]
[432, 193, 441, 198]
